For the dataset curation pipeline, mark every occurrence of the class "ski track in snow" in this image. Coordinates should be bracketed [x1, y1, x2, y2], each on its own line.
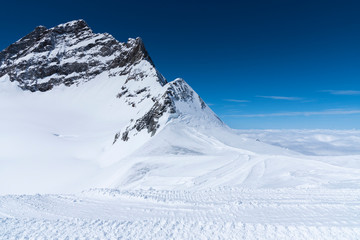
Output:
[1, 188, 360, 239]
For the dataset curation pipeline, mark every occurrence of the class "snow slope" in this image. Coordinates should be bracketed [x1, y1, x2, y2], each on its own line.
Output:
[2, 74, 360, 194]
[2, 78, 360, 194]
[0, 71, 226, 194]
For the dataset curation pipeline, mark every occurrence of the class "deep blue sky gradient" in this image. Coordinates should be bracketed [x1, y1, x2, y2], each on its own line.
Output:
[1, 0, 359, 129]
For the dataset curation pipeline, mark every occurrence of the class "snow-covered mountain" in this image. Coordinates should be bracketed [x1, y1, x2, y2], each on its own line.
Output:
[1, 20, 360, 195]
[0, 19, 221, 145]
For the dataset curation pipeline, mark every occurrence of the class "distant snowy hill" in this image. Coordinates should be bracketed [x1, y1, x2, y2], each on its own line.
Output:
[1, 20, 360, 195]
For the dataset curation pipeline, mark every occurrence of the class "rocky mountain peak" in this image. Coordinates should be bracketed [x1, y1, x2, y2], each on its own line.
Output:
[125, 37, 154, 66]
[0, 20, 156, 91]
[52, 19, 90, 34]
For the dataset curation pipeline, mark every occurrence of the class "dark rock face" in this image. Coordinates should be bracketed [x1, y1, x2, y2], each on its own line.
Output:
[0, 19, 163, 91]
[119, 90, 177, 142]
[167, 78, 194, 102]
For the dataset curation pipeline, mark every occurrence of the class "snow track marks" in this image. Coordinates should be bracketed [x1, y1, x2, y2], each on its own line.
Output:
[1, 188, 359, 239]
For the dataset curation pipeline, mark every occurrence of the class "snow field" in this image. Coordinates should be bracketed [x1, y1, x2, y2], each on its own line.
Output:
[2, 218, 359, 240]
[1, 188, 359, 239]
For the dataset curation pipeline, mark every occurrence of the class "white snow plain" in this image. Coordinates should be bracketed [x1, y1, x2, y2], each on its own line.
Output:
[1, 73, 360, 239]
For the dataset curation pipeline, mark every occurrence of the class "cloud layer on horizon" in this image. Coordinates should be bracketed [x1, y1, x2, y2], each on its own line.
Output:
[225, 109, 360, 117]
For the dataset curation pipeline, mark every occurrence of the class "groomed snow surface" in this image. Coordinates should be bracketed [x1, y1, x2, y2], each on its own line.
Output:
[1, 130, 360, 240]
[1, 188, 360, 239]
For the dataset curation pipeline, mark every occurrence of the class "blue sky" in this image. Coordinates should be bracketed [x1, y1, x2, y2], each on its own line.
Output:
[1, 0, 359, 129]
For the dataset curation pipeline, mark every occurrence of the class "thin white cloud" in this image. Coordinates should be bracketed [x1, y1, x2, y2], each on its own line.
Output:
[256, 95, 303, 101]
[226, 109, 360, 117]
[223, 99, 250, 103]
[321, 90, 360, 95]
